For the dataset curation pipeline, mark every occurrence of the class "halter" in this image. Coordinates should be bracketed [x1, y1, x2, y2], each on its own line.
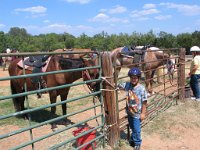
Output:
[82, 70, 94, 92]
[81, 54, 98, 92]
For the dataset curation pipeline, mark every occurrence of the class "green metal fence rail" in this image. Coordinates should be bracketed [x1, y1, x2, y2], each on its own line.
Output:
[115, 48, 182, 135]
[0, 48, 186, 149]
[0, 51, 105, 150]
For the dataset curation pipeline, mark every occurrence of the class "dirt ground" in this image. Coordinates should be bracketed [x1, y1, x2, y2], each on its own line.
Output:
[141, 100, 200, 150]
[0, 68, 10, 86]
[1, 68, 200, 150]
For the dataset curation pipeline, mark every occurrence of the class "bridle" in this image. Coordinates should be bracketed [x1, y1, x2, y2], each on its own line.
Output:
[82, 70, 95, 92]
[81, 54, 99, 92]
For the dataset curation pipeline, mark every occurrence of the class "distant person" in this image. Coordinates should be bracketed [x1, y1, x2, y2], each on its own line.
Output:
[118, 67, 148, 150]
[6, 48, 11, 53]
[188, 46, 200, 101]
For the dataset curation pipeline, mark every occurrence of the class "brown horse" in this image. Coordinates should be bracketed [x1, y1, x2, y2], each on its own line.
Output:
[143, 48, 174, 94]
[8, 52, 99, 122]
[111, 46, 175, 94]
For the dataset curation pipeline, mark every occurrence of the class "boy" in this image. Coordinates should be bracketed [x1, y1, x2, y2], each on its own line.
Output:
[118, 67, 148, 150]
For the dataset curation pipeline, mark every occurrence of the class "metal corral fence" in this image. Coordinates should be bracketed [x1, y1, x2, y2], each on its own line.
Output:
[114, 48, 186, 139]
[0, 48, 186, 149]
[0, 51, 105, 150]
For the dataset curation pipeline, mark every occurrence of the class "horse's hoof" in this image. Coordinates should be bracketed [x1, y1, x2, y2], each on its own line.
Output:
[37, 93, 42, 98]
[51, 123, 57, 130]
[60, 119, 72, 125]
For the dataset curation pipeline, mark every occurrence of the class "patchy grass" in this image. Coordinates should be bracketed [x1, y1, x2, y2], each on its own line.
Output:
[142, 99, 200, 140]
[0, 81, 94, 127]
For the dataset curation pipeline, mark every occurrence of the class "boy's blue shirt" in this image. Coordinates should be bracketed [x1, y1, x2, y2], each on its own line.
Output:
[120, 82, 148, 118]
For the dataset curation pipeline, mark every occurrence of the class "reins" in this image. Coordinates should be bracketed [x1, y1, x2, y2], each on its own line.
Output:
[82, 70, 94, 92]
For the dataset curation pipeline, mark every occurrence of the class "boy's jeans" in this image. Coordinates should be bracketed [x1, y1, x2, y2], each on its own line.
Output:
[128, 115, 142, 146]
[190, 74, 200, 98]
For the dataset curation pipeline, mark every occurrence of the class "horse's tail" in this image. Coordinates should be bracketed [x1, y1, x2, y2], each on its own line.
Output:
[10, 80, 19, 112]
[8, 58, 26, 114]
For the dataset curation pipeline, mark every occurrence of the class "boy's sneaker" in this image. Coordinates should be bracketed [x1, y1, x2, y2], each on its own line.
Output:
[134, 145, 141, 150]
[129, 140, 135, 147]
[191, 97, 196, 100]
[195, 98, 200, 102]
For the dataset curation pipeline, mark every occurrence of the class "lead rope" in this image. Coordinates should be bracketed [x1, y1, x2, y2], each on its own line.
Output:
[81, 70, 102, 129]
[99, 76, 120, 141]
[82, 72, 119, 138]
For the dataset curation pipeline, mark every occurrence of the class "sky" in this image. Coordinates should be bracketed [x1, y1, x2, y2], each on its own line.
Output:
[0, 0, 200, 37]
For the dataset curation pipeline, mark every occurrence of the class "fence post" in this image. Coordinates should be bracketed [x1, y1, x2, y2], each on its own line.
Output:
[101, 52, 119, 148]
[178, 48, 186, 101]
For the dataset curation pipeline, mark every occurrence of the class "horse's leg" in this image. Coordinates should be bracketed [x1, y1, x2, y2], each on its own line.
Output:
[156, 66, 163, 84]
[144, 71, 152, 95]
[12, 96, 26, 118]
[49, 91, 58, 129]
[60, 90, 69, 116]
[2, 60, 6, 71]
[150, 70, 155, 94]
[60, 88, 70, 125]
[49, 91, 57, 115]
[10, 80, 27, 118]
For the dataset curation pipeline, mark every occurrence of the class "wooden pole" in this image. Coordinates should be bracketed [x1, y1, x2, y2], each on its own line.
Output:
[178, 48, 186, 101]
[101, 52, 119, 148]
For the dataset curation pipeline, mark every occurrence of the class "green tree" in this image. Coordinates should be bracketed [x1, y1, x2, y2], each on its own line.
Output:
[7, 27, 31, 51]
[62, 33, 75, 49]
[139, 30, 157, 46]
[191, 31, 200, 46]
[0, 31, 6, 52]
[156, 31, 177, 48]
[176, 33, 192, 54]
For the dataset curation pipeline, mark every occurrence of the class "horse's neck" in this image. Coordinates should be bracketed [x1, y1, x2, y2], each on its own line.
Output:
[71, 72, 82, 81]
[110, 47, 123, 64]
[111, 47, 123, 57]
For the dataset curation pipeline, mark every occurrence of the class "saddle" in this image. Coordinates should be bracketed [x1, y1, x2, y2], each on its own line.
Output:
[121, 46, 135, 57]
[19, 55, 50, 98]
[121, 46, 146, 66]
[24, 55, 49, 68]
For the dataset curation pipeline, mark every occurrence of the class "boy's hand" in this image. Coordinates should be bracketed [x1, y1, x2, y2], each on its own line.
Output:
[140, 113, 146, 121]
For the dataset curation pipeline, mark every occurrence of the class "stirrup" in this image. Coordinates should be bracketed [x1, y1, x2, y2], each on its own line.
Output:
[37, 82, 42, 98]
[40, 80, 47, 94]
[41, 80, 47, 89]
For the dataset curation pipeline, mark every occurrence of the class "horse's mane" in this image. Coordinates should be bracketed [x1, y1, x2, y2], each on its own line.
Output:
[110, 47, 124, 60]
[57, 56, 84, 69]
